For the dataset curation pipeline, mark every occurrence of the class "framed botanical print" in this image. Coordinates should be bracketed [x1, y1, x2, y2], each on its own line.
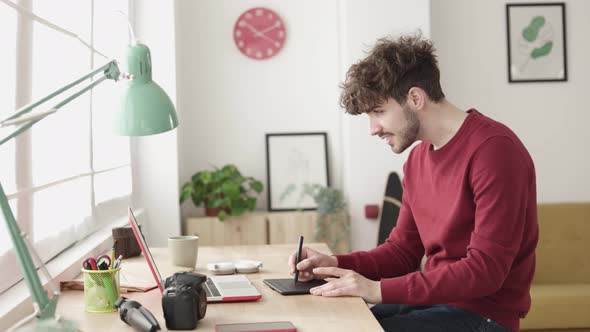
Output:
[265, 132, 329, 211]
[506, 3, 567, 82]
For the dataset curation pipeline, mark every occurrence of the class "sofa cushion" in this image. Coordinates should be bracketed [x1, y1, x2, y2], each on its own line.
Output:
[521, 284, 590, 329]
[533, 203, 590, 284]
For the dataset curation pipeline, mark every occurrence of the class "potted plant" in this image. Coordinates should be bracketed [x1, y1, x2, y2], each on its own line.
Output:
[302, 183, 346, 215]
[179, 164, 263, 221]
[290, 183, 350, 254]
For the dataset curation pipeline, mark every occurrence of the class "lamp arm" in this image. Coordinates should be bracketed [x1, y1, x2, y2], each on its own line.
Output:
[2, 61, 119, 124]
[0, 60, 121, 323]
[0, 183, 54, 318]
[0, 61, 120, 146]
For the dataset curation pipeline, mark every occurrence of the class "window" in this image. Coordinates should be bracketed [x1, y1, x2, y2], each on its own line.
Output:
[0, 0, 131, 294]
[0, 0, 18, 272]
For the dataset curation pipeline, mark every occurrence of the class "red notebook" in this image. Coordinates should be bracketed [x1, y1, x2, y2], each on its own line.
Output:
[215, 321, 296, 332]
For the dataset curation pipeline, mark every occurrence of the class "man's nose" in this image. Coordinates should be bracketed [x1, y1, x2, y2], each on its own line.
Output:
[369, 117, 381, 136]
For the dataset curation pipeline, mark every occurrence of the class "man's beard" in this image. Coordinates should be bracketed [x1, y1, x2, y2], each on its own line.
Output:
[391, 104, 420, 154]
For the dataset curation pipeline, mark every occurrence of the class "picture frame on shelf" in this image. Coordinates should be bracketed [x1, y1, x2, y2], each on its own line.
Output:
[506, 2, 567, 83]
[265, 132, 329, 211]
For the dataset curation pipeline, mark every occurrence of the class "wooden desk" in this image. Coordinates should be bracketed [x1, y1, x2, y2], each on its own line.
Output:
[56, 243, 383, 331]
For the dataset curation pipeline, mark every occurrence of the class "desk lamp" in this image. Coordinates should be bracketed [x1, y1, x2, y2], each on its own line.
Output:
[0, 42, 178, 331]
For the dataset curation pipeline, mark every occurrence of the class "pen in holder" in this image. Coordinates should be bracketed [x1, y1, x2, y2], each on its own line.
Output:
[82, 267, 121, 312]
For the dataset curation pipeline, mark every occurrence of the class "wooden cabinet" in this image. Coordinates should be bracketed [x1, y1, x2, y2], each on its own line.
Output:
[267, 211, 316, 245]
[184, 212, 267, 246]
[184, 211, 350, 254]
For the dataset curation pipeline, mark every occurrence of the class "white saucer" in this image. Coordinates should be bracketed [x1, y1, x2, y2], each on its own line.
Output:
[206, 260, 263, 274]
[207, 262, 236, 275]
[234, 260, 263, 274]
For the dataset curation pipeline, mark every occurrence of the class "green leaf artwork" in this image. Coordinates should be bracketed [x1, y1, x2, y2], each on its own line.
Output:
[531, 41, 553, 59]
[508, 3, 566, 82]
[521, 16, 553, 60]
[522, 16, 545, 42]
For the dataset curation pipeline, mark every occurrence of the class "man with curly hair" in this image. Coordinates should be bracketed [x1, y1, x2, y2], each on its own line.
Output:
[288, 34, 538, 332]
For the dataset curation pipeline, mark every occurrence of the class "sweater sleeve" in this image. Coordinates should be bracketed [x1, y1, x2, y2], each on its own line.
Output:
[380, 136, 532, 304]
[336, 160, 425, 281]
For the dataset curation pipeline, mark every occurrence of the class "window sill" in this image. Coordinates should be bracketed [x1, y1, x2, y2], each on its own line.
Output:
[0, 209, 143, 330]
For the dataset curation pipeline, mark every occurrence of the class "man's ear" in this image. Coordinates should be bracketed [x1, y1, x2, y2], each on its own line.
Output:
[407, 87, 426, 110]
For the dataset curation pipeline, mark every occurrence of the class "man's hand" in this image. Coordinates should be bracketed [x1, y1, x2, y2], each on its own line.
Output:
[309, 267, 382, 304]
[288, 247, 338, 282]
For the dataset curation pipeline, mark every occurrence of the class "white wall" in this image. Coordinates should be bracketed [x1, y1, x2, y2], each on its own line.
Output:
[175, 0, 343, 218]
[431, 0, 590, 203]
[339, 0, 430, 251]
[131, 0, 181, 245]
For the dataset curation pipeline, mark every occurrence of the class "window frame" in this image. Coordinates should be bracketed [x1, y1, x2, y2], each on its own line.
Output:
[0, 0, 133, 295]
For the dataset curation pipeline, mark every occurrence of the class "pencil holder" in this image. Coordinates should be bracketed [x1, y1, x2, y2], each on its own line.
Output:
[82, 267, 121, 312]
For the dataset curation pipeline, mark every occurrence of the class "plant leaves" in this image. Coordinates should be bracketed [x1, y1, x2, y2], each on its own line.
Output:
[191, 194, 204, 207]
[251, 180, 263, 193]
[198, 171, 212, 184]
[182, 164, 264, 213]
[231, 198, 246, 210]
[209, 197, 230, 208]
[232, 207, 244, 216]
[218, 210, 227, 221]
[246, 197, 257, 210]
[179, 183, 193, 203]
[222, 164, 238, 173]
[232, 198, 251, 216]
[221, 182, 240, 198]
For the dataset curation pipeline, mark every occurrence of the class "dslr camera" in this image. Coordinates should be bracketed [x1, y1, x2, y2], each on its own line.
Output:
[162, 271, 208, 330]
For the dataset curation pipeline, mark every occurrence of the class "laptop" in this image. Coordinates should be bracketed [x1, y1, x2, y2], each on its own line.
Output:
[127, 207, 262, 303]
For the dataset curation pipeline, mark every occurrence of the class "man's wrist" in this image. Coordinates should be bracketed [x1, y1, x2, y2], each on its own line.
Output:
[373, 280, 383, 304]
[331, 255, 339, 267]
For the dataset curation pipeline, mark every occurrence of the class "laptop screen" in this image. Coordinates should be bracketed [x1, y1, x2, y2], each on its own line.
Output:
[128, 207, 164, 293]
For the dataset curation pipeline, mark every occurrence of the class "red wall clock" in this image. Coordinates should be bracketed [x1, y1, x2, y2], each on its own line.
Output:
[233, 7, 287, 60]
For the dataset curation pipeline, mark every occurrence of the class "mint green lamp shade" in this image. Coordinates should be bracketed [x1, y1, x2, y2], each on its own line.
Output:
[113, 43, 178, 136]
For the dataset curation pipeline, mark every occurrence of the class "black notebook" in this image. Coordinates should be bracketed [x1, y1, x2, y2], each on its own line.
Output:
[263, 278, 327, 295]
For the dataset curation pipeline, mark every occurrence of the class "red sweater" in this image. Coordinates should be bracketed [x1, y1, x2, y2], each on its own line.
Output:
[337, 110, 538, 332]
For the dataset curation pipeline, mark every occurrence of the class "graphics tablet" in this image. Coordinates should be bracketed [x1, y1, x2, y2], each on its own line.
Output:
[263, 278, 326, 295]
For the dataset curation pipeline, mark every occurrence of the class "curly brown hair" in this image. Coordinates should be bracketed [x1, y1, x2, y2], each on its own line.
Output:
[340, 33, 445, 115]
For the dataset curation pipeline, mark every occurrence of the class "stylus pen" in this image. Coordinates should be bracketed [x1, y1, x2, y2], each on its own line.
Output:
[294, 235, 304, 283]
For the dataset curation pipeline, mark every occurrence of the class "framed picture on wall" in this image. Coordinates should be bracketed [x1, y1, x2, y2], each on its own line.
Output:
[265, 132, 329, 211]
[506, 3, 567, 83]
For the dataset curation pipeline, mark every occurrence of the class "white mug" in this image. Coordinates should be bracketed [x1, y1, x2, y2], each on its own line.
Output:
[168, 235, 199, 268]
